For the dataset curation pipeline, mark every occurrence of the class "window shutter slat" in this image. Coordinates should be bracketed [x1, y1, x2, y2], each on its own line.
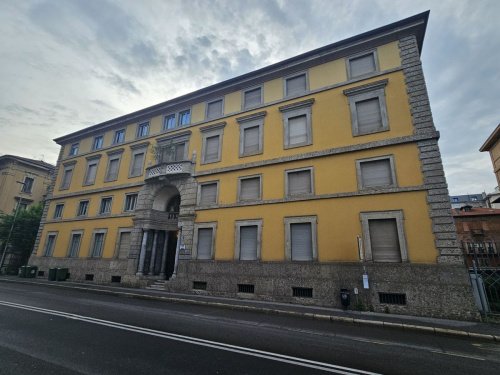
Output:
[108, 159, 119, 180]
[175, 143, 185, 161]
[86, 164, 97, 184]
[369, 219, 401, 262]
[356, 98, 382, 133]
[200, 184, 217, 204]
[240, 178, 260, 200]
[286, 75, 306, 96]
[240, 226, 258, 260]
[361, 159, 392, 187]
[132, 153, 144, 175]
[118, 232, 131, 259]
[291, 223, 312, 260]
[244, 88, 261, 108]
[205, 136, 220, 162]
[243, 126, 260, 154]
[207, 101, 223, 119]
[288, 170, 311, 195]
[350, 54, 376, 77]
[197, 228, 213, 259]
[288, 115, 307, 145]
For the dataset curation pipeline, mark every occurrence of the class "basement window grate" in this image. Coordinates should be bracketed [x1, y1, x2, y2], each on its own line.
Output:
[85, 274, 94, 281]
[111, 276, 121, 283]
[292, 287, 313, 298]
[38, 271, 45, 277]
[238, 284, 255, 294]
[379, 293, 406, 305]
[193, 281, 207, 290]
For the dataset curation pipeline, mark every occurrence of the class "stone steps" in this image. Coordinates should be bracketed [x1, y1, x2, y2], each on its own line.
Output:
[146, 280, 167, 290]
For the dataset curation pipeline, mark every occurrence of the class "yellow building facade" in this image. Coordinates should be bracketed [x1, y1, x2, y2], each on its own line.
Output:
[31, 12, 477, 319]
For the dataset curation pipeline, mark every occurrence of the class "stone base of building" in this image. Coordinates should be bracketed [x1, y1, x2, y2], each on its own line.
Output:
[29, 256, 479, 321]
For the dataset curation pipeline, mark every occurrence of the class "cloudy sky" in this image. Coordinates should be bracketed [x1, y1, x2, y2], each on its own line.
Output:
[0, 0, 498, 195]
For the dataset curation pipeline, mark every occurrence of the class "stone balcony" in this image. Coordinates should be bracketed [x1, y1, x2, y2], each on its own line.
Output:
[145, 161, 193, 181]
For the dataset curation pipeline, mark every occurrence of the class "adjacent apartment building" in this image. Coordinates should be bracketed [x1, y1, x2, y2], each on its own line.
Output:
[30, 12, 477, 319]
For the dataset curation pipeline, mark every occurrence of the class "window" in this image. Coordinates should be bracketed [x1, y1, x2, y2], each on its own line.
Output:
[452, 197, 459, 202]
[105, 152, 122, 182]
[237, 112, 265, 157]
[157, 142, 186, 163]
[92, 135, 104, 150]
[77, 200, 89, 216]
[193, 223, 216, 260]
[124, 193, 138, 211]
[356, 156, 397, 189]
[136, 121, 150, 138]
[201, 124, 224, 164]
[471, 197, 478, 201]
[347, 51, 378, 78]
[285, 73, 307, 97]
[113, 129, 125, 144]
[235, 220, 262, 261]
[43, 233, 57, 257]
[68, 231, 83, 258]
[198, 182, 218, 206]
[99, 197, 112, 215]
[284, 216, 317, 261]
[21, 177, 34, 193]
[280, 99, 314, 149]
[178, 109, 191, 126]
[360, 211, 408, 263]
[238, 175, 261, 202]
[60, 163, 75, 190]
[163, 114, 176, 130]
[84, 157, 100, 186]
[243, 87, 262, 109]
[206, 99, 223, 119]
[18, 202, 28, 210]
[286, 167, 313, 197]
[69, 143, 79, 156]
[129, 144, 148, 177]
[53, 203, 64, 219]
[91, 230, 107, 258]
[344, 80, 389, 136]
[116, 230, 131, 259]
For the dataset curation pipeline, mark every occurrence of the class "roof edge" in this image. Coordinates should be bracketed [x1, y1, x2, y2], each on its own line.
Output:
[479, 124, 500, 152]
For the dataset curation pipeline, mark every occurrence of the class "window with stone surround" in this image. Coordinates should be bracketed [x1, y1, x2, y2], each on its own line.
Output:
[198, 181, 218, 206]
[83, 156, 101, 186]
[243, 86, 262, 109]
[235, 220, 262, 261]
[285, 72, 308, 97]
[238, 175, 261, 202]
[193, 223, 217, 260]
[206, 98, 224, 120]
[43, 232, 57, 257]
[90, 229, 107, 258]
[280, 99, 314, 149]
[356, 155, 397, 190]
[284, 216, 317, 261]
[201, 123, 224, 164]
[286, 167, 314, 197]
[347, 50, 378, 78]
[68, 231, 83, 258]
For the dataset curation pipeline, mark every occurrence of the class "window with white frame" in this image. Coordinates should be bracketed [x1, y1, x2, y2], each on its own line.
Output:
[347, 51, 378, 78]
[286, 167, 313, 197]
[356, 155, 396, 189]
[113, 129, 125, 144]
[235, 220, 262, 261]
[163, 114, 176, 131]
[77, 200, 89, 216]
[60, 163, 75, 190]
[105, 152, 122, 182]
[43, 232, 57, 257]
[129, 144, 148, 177]
[360, 211, 408, 263]
[53, 203, 64, 219]
[92, 135, 104, 150]
[279, 99, 314, 149]
[69, 143, 79, 156]
[285, 73, 307, 97]
[284, 216, 317, 261]
[198, 182, 218, 206]
[206, 99, 223, 119]
[90, 229, 107, 258]
[124, 193, 138, 211]
[201, 124, 224, 164]
[84, 157, 100, 186]
[193, 223, 216, 260]
[21, 177, 34, 193]
[99, 197, 112, 215]
[136, 121, 150, 138]
[243, 87, 262, 109]
[344, 80, 389, 136]
[238, 175, 261, 202]
[178, 109, 191, 126]
[237, 112, 265, 157]
[68, 231, 83, 258]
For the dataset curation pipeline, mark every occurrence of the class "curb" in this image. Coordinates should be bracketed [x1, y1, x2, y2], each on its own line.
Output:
[1, 278, 498, 342]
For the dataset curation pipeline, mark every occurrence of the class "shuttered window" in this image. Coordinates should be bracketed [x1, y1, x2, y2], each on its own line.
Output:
[197, 228, 213, 259]
[288, 115, 308, 146]
[244, 88, 261, 108]
[68, 233, 81, 258]
[349, 53, 376, 77]
[291, 223, 313, 261]
[200, 183, 217, 205]
[44, 234, 56, 257]
[91, 233, 105, 258]
[106, 158, 120, 181]
[84, 162, 98, 185]
[131, 152, 145, 176]
[286, 74, 307, 96]
[243, 126, 260, 155]
[61, 167, 73, 189]
[239, 177, 260, 201]
[207, 99, 223, 119]
[356, 98, 382, 134]
[175, 143, 185, 161]
[204, 135, 220, 163]
[288, 169, 312, 196]
[360, 159, 393, 188]
[117, 232, 131, 259]
[369, 219, 401, 262]
[239, 226, 258, 260]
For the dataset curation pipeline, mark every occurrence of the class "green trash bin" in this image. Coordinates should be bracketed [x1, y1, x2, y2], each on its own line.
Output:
[48, 268, 57, 281]
[18, 266, 27, 278]
[56, 268, 68, 281]
[26, 266, 38, 278]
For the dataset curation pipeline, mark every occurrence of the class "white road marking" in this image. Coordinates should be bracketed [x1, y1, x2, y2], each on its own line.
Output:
[0, 300, 379, 375]
[429, 350, 485, 361]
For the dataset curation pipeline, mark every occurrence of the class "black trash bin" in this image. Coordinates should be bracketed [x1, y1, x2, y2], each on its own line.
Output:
[27, 266, 38, 278]
[48, 268, 57, 281]
[18, 266, 27, 278]
[340, 288, 350, 308]
[56, 268, 68, 281]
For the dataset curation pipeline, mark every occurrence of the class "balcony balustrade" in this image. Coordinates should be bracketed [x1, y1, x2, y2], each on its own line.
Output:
[145, 160, 193, 180]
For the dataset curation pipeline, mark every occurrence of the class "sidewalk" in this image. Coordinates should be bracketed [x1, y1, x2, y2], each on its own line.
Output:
[1, 276, 499, 342]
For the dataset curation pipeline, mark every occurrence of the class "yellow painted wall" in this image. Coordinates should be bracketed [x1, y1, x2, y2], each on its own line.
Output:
[263, 78, 282, 103]
[378, 41, 401, 71]
[191, 103, 205, 124]
[309, 59, 347, 90]
[224, 91, 241, 114]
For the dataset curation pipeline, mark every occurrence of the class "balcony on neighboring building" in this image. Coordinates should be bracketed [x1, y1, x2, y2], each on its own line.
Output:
[145, 161, 193, 180]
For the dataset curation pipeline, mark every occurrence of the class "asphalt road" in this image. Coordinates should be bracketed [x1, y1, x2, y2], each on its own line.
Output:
[0, 282, 499, 375]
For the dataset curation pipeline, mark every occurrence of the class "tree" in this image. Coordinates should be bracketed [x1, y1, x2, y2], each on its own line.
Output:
[0, 203, 43, 273]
